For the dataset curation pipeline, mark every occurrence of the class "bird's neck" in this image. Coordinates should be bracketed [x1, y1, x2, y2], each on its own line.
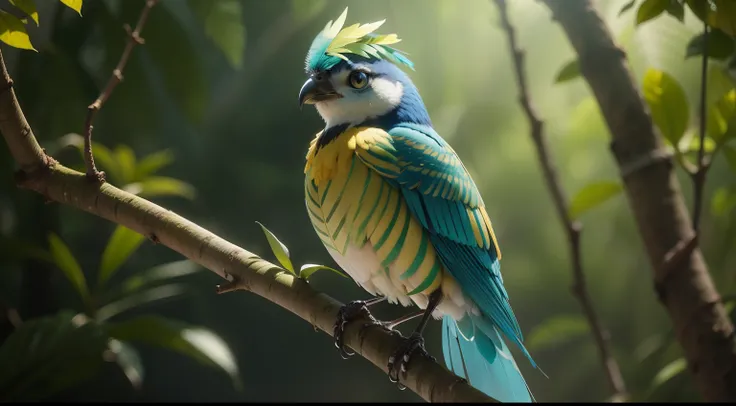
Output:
[316, 87, 432, 150]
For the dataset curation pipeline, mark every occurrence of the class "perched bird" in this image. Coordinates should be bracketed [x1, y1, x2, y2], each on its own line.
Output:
[298, 8, 537, 402]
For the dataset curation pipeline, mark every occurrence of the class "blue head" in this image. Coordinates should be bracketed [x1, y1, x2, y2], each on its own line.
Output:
[298, 8, 431, 131]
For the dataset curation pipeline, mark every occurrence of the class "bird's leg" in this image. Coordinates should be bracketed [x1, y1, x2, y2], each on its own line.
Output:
[381, 311, 424, 331]
[387, 290, 443, 389]
[334, 296, 387, 359]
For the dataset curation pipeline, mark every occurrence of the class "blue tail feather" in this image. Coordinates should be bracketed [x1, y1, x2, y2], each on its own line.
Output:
[442, 316, 534, 403]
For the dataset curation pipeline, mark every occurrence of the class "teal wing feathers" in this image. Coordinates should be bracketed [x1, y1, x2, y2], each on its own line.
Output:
[356, 122, 534, 365]
[442, 316, 532, 402]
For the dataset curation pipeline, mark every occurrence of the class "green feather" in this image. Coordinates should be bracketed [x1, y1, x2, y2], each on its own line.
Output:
[305, 7, 414, 72]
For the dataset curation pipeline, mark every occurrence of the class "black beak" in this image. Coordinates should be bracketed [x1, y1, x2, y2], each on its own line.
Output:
[298, 74, 341, 107]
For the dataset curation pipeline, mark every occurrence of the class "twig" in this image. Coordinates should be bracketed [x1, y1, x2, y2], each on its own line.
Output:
[492, 0, 628, 399]
[692, 22, 710, 231]
[82, 0, 158, 181]
[0, 49, 496, 404]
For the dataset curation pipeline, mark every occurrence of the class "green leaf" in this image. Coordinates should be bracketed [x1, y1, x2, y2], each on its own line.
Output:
[96, 284, 189, 322]
[60, 0, 83, 16]
[723, 144, 736, 171]
[687, 0, 736, 36]
[124, 176, 197, 200]
[707, 89, 736, 144]
[554, 59, 581, 84]
[188, 0, 245, 69]
[685, 28, 735, 61]
[92, 143, 124, 183]
[619, 0, 636, 16]
[133, 149, 174, 181]
[142, 3, 208, 124]
[711, 0, 736, 37]
[636, 0, 669, 25]
[526, 315, 590, 352]
[48, 233, 90, 304]
[256, 221, 295, 274]
[651, 358, 687, 389]
[299, 264, 347, 280]
[634, 333, 668, 362]
[114, 145, 137, 185]
[9, 0, 39, 25]
[665, 0, 685, 22]
[58, 134, 125, 184]
[685, 0, 710, 24]
[568, 181, 624, 220]
[0, 10, 35, 51]
[98, 225, 146, 288]
[291, 0, 327, 22]
[711, 186, 736, 217]
[685, 133, 718, 155]
[0, 311, 107, 401]
[107, 338, 144, 390]
[107, 316, 241, 389]
[643, 68, 690, 146]
[119, 260, 202, 296]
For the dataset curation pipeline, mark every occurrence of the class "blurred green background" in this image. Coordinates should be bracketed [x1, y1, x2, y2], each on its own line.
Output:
[1, 0, 735, 402]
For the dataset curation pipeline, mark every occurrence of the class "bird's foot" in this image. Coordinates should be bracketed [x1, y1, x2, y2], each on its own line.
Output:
[334, 300, 374, 359]
[387, 332, 436, 390]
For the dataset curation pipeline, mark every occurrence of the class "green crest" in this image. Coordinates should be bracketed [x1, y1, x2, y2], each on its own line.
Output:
[305, 7, 414, 72]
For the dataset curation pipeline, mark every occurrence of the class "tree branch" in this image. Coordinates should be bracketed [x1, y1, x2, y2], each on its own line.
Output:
[692, 22, 710, 232]
[539, 0, 736, 401]
[82, 0, 158, 181]
[491, 0, 627, 399]
[0, 47, 495, 403]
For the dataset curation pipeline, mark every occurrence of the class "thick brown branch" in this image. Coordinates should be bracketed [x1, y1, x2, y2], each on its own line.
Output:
[540, 0, 736, 401]
[83, 0, 158, 181]
[0, 56, 47, 172]
[492, 0, 627, 399]
[0, 48, 495, 403]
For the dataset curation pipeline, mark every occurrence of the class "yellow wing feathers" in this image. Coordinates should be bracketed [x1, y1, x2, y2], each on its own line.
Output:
[304, 127, 442, 297]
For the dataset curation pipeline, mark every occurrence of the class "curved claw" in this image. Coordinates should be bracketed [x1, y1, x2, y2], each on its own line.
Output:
[387, 332, 432, 389]
[333, 300, 372, 359]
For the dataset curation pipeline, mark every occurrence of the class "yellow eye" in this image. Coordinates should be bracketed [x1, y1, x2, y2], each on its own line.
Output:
[348, 71, 369, 89]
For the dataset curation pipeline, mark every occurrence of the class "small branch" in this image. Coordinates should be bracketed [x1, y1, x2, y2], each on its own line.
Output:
[0, 48, 496, 404]
[492, 0, 627, 399]
[691, 22, 710, 232]
[82, 0, 158, 181]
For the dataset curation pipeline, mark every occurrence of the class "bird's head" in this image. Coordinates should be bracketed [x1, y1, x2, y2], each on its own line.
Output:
[298, 8, 430, 129]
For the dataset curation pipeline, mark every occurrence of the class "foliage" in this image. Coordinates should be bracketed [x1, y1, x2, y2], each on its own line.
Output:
[0, 0, 80, 50]
[1, 21, 237, 394]
[256, 222, 346, 281]
[568, 181, 624, 220]
[551, 1, 736, 400]
[0, 219, 241, 401]
[556, 0, 736, 227]
[0, 311, 108, 401]
[59, 134, 196, 200]
[1, 0, 736, 403]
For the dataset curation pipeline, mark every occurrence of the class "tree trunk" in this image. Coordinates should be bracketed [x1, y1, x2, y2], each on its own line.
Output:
[539, 0, 736, 401]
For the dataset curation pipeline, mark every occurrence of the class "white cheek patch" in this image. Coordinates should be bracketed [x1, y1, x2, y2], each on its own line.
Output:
[372, 77, 403, 107]
[315, 75, 404, 128]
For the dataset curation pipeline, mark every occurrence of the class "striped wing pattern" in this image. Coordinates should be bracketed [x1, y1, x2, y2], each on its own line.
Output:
[352, 123, 530, 358]
[304, 127, 442, 297]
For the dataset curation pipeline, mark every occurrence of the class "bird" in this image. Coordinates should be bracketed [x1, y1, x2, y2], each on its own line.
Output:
[297, 8, 538, 403]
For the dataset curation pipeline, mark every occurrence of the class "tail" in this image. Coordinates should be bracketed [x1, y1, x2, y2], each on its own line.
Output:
[441, 315, 534, 403]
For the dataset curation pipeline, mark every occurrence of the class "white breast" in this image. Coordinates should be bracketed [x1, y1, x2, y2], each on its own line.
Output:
[324, 242, 414, 307]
